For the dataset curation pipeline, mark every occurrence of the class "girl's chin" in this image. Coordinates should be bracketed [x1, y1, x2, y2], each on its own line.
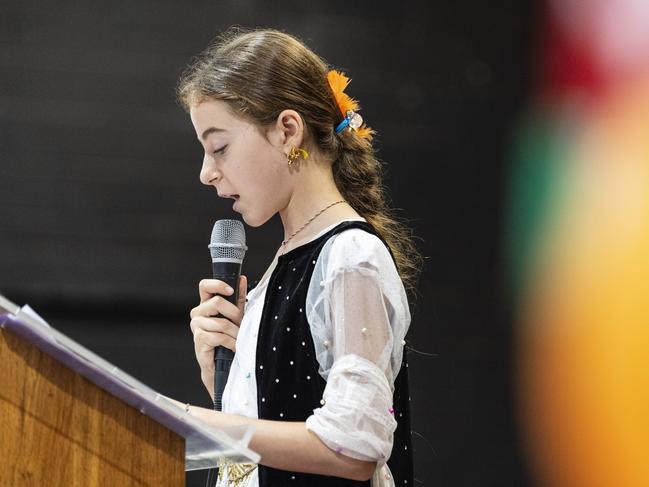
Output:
[240, 211, 273, 228]
[239, 212, 261, 227]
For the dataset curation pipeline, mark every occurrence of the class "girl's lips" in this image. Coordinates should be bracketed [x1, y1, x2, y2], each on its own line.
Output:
[217, 192, 240, 209]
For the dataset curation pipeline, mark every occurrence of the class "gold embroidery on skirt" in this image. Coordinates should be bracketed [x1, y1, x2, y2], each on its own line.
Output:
[217, 463, 257, 487]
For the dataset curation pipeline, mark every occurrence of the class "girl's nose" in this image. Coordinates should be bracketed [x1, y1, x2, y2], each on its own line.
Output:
[199, 153, 219, 186]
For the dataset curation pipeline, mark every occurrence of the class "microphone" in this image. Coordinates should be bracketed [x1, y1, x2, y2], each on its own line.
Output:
[208, 219, 247, 411]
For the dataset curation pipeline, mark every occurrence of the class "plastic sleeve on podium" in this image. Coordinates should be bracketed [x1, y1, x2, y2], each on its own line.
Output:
[0, 295, 260, 471]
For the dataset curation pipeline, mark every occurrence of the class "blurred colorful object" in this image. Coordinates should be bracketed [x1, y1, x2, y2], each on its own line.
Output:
[508, 1, 649, 486]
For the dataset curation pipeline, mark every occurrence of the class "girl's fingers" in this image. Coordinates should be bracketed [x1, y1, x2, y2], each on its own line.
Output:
[192, 276, 247, 325]
[237, 275, 248, 314]
[190, 275, 245, 395]
[198, 278, 234, 303]
[190, 316, 239, 340]
[193, 327, 237, 356]
[190, 296, 243, 325]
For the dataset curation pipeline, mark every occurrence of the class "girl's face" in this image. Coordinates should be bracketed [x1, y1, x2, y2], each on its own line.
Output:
[190, 99, 292, 227]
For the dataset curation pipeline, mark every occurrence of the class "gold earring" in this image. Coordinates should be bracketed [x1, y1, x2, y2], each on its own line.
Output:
[287, 146, 309, 166]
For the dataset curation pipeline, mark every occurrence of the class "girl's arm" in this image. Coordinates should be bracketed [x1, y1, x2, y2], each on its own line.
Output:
[168, 398, 376, 481]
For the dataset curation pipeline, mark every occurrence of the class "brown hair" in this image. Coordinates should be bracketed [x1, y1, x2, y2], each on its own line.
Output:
[177, 27, 422, 297]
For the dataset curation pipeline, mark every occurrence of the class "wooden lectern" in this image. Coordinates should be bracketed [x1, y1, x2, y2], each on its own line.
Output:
[0, 296, 258, 487]
[1, 324, 184, 486]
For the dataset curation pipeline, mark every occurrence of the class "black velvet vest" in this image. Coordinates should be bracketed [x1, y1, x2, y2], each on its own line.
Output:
[255, 221, 413, 486]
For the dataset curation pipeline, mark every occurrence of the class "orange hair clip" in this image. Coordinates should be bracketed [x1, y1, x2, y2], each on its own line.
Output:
[327, 70, 373, 140]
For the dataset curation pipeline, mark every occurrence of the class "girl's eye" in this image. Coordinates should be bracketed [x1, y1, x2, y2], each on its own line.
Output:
[213, 144, 228, 155]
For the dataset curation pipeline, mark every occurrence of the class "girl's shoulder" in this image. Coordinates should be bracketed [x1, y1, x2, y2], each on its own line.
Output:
[322, 226, 396, 275]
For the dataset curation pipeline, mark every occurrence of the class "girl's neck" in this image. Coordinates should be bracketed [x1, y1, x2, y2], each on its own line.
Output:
[278, 160, 360, 253]
[280, 174, 360, 254]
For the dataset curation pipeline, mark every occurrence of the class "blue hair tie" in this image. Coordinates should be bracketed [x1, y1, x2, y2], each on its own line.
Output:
[335, 110, 364, 135]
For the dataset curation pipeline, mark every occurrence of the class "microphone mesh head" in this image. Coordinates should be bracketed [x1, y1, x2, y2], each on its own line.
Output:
[209, 219, 247, 263]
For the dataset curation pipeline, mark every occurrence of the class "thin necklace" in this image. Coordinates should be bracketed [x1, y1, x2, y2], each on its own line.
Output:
[281, 200, 346, 251]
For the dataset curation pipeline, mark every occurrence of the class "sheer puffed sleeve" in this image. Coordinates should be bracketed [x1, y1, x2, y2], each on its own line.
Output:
[304, 228, 411, 467]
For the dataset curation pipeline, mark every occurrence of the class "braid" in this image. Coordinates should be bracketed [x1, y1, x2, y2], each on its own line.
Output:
[331, 128, 422, 299]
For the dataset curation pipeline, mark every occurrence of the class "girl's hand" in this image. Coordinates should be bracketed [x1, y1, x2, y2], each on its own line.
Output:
[189, 275, 247, 397]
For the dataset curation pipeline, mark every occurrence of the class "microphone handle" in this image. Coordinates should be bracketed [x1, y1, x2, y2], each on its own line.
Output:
[211, 261, 241, 412]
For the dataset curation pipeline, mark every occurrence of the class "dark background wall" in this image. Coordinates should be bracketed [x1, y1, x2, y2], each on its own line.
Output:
[1, 1, 534, 485]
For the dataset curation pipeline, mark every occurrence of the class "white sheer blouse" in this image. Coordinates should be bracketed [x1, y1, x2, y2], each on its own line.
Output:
[218, 220, 411, 487]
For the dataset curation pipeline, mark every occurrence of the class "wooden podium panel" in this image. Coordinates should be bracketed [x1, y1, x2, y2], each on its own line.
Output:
[0, 327, 185, 487]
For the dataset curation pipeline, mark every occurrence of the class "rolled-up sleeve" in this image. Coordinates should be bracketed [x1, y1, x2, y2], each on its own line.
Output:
[306, 253, 407, 462]
[306, 354, 397, 461]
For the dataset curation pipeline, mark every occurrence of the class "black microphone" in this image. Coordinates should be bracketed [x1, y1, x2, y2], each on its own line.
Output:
[208, 219, 247, 411]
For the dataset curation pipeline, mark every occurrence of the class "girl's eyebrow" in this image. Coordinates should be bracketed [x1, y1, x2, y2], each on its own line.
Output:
[199, 127, 227, 141]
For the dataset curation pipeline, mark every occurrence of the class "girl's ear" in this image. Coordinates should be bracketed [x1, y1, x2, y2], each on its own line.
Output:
[273, 109, 304, 150]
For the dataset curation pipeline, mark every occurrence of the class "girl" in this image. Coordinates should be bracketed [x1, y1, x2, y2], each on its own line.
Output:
[177, 28, 420, 487]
